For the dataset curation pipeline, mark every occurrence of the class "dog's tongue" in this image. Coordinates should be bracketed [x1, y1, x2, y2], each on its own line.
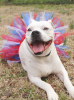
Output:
[32, 41, 44, 53]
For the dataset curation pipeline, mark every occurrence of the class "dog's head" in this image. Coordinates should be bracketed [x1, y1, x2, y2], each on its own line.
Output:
[26, 19, 54, 56]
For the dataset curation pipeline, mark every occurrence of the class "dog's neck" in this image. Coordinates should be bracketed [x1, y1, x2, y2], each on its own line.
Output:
[44, 51, 51, 57]
[33, 50, 51, 58]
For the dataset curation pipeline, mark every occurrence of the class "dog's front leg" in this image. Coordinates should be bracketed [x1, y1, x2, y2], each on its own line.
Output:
[57, 68, 74, 98]
[28, 74, 58, 100]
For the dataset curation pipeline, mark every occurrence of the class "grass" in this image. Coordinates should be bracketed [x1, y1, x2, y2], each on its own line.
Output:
[0, 17, 1, 22]
[69, 20, 74, 29]
[19, 85, 41, 99]
[60, 97, 67, 100]
[60, 9, 69, 14]
[64, 37, 67, 45]
[17, 70, 26, 77]
[0, 4, 74, 100]
[0, 0, 74, 4]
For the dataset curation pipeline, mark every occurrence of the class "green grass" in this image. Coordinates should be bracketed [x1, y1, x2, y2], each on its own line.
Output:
[19, 85, 41, 99]
[0, 0, 5, 3]
[64, 37, 67, 45]
[59, 92, 67, 100]
[72, 36, 74, 40]
[0, 17, 1, 22]
[64, 4, 74, 8]
[59, 9, 69, 14]
[69, 20, 74, 29]
[60, 97, 67, 100]
[17, 70, 26, 77]
[13, 93, 19, 98]
[0, 0, 74, 5]
[0, 93, 3, 97]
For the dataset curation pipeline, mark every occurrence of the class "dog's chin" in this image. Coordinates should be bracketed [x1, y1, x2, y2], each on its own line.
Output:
[28, 40, 52, 55]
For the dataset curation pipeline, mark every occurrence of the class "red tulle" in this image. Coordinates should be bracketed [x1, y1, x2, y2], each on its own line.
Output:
[19, 35, 25, 47]
[0, 46, 19, 60]
[56, 47, 68, 56]
[1, 35, 20, 42]
[52, 16, 60, 24]
[60, 21, 64, 26]
[54, 32, 64, 45]
[34, 13, 38, 20]
[52, 16, 64, 27]
[62, 32, 74, 39]
[11, 15, 26, 27]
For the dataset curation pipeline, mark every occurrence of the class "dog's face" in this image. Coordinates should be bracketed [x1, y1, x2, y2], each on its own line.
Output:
[26, 19, 54, 56]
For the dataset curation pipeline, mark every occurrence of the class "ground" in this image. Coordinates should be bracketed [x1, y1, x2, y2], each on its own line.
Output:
[0, 4, 74, 100]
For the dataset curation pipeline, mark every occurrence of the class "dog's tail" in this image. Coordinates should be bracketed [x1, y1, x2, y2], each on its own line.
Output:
[0, 12, 73, 64]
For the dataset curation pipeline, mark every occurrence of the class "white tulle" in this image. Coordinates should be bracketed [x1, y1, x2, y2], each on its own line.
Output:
[3, 40, 20, 46]
[7, 60, 20, 65]
[29, 12, 34, 23]
[54, 26, 68, 32]
[5, 26, 25, 36]
[40, 12, 45, 21]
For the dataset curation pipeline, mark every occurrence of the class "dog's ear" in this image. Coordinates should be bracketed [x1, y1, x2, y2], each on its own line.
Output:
[48, 20, 54, 29]
[30, 19, 36, 23]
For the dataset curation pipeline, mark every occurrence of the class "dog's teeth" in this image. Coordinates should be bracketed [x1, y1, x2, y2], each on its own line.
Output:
[44, 43, 45, 47]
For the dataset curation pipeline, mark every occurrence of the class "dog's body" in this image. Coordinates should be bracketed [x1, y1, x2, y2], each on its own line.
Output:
[19, 20, 74, 100]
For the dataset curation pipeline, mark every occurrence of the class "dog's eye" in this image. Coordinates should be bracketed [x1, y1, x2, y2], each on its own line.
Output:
[43, 27, 49, 30]
[27, 28, 32, 31]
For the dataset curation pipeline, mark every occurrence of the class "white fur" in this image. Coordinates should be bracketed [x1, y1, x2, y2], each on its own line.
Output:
[19, 20, 74, 100]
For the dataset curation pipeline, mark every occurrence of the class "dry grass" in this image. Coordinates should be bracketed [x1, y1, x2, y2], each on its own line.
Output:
[0, 4, 74, 100]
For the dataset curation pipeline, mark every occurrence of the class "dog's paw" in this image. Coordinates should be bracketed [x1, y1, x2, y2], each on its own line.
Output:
[68, 86, 74, 98]
[48, 92, 59, 100]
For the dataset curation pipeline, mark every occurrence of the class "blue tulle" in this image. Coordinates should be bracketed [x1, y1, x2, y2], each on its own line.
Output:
[55, 44, 69, 49]
[55, 30, 65, 34]
[9, 30, 21, 40]
[21, 12, 30, 26]
[12, 54, 20, 60]
[56, 47, 69, 58]
[45, 12, 53, 20]
[36, 14, 40, 21]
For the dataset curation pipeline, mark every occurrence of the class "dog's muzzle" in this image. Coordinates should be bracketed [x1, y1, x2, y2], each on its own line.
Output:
[31, 30, 42, 43]
[28, 30, 52, 55]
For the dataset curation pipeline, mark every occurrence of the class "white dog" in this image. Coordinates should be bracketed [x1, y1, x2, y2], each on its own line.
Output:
[19, 19, 74, 100]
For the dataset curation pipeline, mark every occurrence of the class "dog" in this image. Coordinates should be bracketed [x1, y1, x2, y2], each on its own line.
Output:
[19, 19, 74, 100]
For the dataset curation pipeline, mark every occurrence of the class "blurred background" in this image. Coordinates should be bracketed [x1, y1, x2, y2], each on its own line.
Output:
[0, 0, 74, 5]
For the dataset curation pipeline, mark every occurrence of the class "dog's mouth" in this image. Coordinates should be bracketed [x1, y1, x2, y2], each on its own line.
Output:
[28, 40, 52, 55]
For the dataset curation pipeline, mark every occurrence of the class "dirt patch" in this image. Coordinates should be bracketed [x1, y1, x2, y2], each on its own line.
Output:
[0, 4, 74, 100]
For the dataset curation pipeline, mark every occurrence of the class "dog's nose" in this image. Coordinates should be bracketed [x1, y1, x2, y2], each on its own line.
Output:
[32, 31, 40, 37]
[31, 31, 41, 42]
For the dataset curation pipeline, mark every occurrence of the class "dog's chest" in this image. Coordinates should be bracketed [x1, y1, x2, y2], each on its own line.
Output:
[26, 58, 53, 77]
[38, 64, 52, 77]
